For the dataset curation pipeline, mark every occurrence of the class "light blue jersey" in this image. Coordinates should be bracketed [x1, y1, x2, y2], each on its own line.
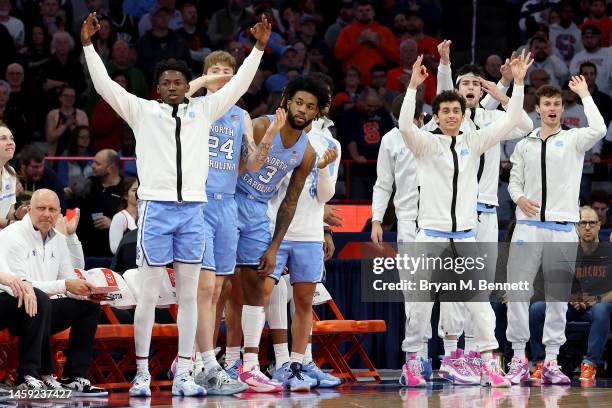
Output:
[236, 115, 310, 202]
[206, 105, 246, 195]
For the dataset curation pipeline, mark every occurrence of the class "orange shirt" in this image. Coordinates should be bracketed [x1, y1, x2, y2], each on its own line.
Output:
[387, 66, 437, 104]
[335, 21, 400, 83]
[401, 33, 440, 58]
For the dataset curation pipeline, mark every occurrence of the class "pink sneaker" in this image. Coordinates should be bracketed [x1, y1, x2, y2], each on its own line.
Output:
[504, 357, 529, 385]
[465, 351, 483, 378]
[481, 358, 510, 388]
[239, 364, 282, 393]
[438, 350, 479, 385]
[399, 355, 426, 387]
[541, 360, 571, 385]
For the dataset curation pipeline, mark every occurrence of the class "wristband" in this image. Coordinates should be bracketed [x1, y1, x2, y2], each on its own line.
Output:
[324, 227, 332, 236]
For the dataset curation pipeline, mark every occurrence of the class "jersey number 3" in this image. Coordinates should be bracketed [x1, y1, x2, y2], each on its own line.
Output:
[209, 136, 234, 160]
[258, 166, 277, 183]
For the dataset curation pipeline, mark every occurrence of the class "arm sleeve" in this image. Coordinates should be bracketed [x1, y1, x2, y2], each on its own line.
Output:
[109, 213, 126, 255]
[398, 88, 437, 157]
[83, 44, 143, 128]
[437, 63, 453, 94]
[508, 142, 526, 203]
[371, 135, 394, 222]
[573, 96, 607, 152]
[315, 137, 341, 203]
[471, 85, 525, 154]
[203, 47, 264, 122]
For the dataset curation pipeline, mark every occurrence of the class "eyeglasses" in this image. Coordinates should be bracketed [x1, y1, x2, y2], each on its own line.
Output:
[578, 220, 599, 227]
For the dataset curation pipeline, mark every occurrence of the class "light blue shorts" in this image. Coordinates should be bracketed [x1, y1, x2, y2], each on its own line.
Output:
[202, 193, 239, 275]
[235, 193, 271, 267]
[271, 241, 325, 284]
[136, 200, 206, 267]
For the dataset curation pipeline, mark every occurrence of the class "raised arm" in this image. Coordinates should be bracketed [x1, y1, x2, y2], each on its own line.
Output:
[436, 40, 453, 93]
[242, 109, 284, 173]
[258, 144, 317, 276]
[398, 55, 438, 158]
[567, 75, 607, 152]
[81, 13, 142, 127]
[204, 16, 271, 122]
[480, 54, 514, 110]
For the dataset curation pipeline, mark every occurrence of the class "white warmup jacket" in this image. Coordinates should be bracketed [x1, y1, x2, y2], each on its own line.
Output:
[83, 44, 263, 203]
[0, 215, 84, 296]
[398, 85, 525, 232]
[509, 95, 607, 222]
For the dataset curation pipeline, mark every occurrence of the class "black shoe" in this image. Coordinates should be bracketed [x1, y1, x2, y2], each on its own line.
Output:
[59, 377, 108, 397]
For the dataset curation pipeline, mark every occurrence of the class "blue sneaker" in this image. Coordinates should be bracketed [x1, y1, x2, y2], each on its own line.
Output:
[282, 363, 311, 392]
[273, 362, 317, 388]
[302, 362, 341, 388]
[225, 359, 242, 380]
[419, 357, 433, 381]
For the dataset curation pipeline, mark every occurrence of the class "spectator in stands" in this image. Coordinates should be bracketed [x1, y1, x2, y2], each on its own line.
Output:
[76, 149, 123, 257]
[570, 24, 612, 95]
[175, 2, 212, 70]
[57, 125, 94, 197]
[484, 54, 503, 82]
[519, 0, 561, 34]
[589, 190, 612, 228]
[0, 189, 106, 395]
[579, 0, 611, 47]
[109, 177, 138, 254]
[529, 68, 551, 91]
[73, 0, 106, 35]
[0, 80, 28, 152]
[0, 264, 49, 391]
[369, 64, 398, 112]
[324, 0, 354, 53]
[246, 0, 287, 36]
[527, 36, 569, 86]
[331, 65, 363, 114]
[392, 12, 408, 39]
[23, 25, 51, 96]
[238, 4, 285, 59]
[105, 0, 139, 45]
[0, 124, 17, 229]
[264, 45, 301, 93]
[403, 10, 439, 66]
[280, 5, 301, 43]
[5, 63, 29, 127]
[342, 87, 394, 199]
[227, 40, 246, 67]
[110, 228, 138, 272]
[118, 125, 137, 178]
[90, 15, 116, 64]
[41, 31, 86, 107]
[18, 144, 67, 211]
[579, 61, 612, 125]
[91, 71, 129, 151]
[241, 70, 269, 118]
[297, 14, 330, 60]
[0, 0, 24, 50]
[45, 85, 89, 157]
[529, 206, 612, 383]
[138, 0, 183, 38]
[37, 0, 63, 37]
[136, 6, 191, 86]
[549, 1, 583, 64]
[207, 0, 254, 48]
[334, 0, 399, 84]
[387, 38, 436, 103]
[106, 40, 149, 99]
[303, 45, 330, 75]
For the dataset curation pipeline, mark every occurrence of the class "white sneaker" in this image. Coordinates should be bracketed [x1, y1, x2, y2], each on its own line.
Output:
[172, 371, 206, 397]
[129, 372, 152, 397]
[41, 375, 63, 390]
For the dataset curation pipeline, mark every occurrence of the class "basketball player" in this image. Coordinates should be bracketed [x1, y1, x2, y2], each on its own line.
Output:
[504, 77, 606, 385]
[264, 74, 342, 391]
[81, 13, 270, 397]
[181, 51, 283, 395]
[371, 94, 434, 381]
[398, 52, 530, 388]
[434, 41, 534, 384]
[228, 77, 333, 392]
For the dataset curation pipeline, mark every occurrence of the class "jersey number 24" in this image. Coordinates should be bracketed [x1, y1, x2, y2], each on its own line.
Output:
[209, 136, 234, 160]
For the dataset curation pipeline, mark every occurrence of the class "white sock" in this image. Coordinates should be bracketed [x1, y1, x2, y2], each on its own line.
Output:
[464, 336, 476, 354]
[290, 352, 304, 365]
[225, 347, 241, 364]
[545, 353, 557, 363]
[175, 356, 193, 377]
[136, 359, 149, 375]
[416, 341, 428, 360]
[513, 347, 526, 360]
[273, 343, 290, 369]
[443, 339, 457, 356]
[243, 352, 259, 370]
[194, 353, 203, 374]
[242, 305, 266, 369]
[200, 350, 220, 372]
[303, 343, 313, 365]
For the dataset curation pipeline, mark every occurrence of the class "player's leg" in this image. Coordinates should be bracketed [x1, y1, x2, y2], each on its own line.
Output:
[213, 277, 231, 346]
[265, 274, 290, 383]
[131, 200, 172, 397]
[224, 270, 243, 378]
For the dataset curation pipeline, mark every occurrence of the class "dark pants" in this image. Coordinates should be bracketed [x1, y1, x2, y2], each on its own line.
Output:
[0, 289, 50, 379]
[41, 298, 101, 378]
[529, 300, 612, 365]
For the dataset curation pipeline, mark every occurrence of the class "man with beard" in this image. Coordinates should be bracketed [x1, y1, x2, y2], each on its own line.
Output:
[226, 76, 335, 392]
[526, 36, 569, 87]
[570, 24, 612, 95]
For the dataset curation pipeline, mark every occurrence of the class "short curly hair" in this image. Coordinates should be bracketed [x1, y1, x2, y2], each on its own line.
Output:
[154, 59, 193, 85]
[281, 76, 330, 112]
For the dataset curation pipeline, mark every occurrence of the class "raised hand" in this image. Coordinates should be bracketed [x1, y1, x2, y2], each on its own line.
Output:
[437, 40, 452, 65]
[408, 55, 429, 90]
[509, 49, 533, 85]
[480, 78, 509, 105]
[317, 147, 338, 169]
[568, 75, 590, 98]
[269, 108, 287, 133]
[500, 52, 515, 85]
[251, 15, 272, 51]
[80, 12, 101, 45]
